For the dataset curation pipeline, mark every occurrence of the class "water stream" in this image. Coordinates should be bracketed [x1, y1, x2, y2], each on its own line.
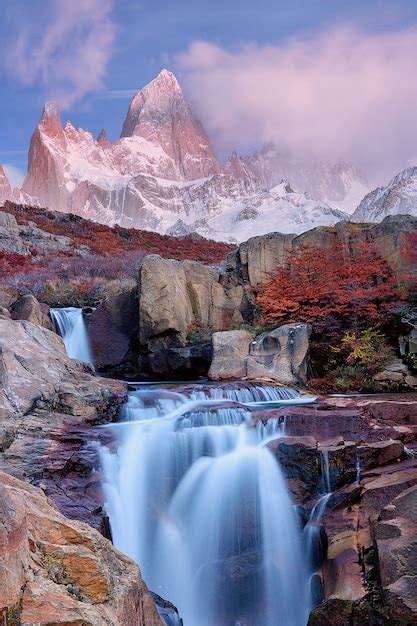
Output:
[50, 307, 93, 364]
[100, 384, 312, 626]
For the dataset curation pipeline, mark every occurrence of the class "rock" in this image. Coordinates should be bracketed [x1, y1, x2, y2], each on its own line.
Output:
[208, 323, 311, 385]
[0, 211, 29, 254]
[359, 440, 404, 469]
[247, 323, 312, 385]
[229, 231, 295, 288]
[405, 375, 417, 389]
[267, 436, 320, 499]
[208, 330, 254, 380]
[362, 467, 417, 518]
[374, 370, 405, 383]
[139, 255, 243, 375]
[10, 294, 54, 331]
[375, 484, 417, 623]
[89, 279, 139, 374]
[0, 471, 163, 625]
[0, 317, 127, 531]
[0, 285, 20, 309]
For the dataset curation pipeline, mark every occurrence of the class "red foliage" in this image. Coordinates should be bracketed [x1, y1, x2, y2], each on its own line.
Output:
[0, 252, 36, 278]
[256, 238, 403, 336]
[3, 202, 234, 264]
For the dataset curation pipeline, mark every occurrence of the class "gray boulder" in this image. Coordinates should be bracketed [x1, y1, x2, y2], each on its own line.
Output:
[209, 323, 311, 385]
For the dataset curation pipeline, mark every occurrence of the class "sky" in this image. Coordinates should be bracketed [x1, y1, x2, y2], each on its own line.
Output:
[1, 0, 417, 188]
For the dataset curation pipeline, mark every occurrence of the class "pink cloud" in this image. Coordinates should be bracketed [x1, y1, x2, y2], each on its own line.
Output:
[6, 0, 116, 108]
[177, 28, 417, 182]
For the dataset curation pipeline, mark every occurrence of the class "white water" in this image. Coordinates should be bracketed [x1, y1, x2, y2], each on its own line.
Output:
[355, 448, 362, 483]
[50, 307, 93, 364]
[100, 384, 311, 626]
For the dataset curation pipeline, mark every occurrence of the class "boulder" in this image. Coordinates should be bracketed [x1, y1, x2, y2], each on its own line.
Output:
[208, 324, 311, 385]
[247, 323, 312, 385]
[138, 255, 244, 375]
[0, 285, 20, 309]
[10, 294, 54, 331]
[88, 279, 139, 374]
[0, 471, 163, 626]
[208, 330, 254, 380]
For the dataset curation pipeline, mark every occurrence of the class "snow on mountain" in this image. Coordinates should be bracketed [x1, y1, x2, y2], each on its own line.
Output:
[21, 69, 360, 242]
[0, 163, 12, 204]
[166, 181, 347, 243]
[353, 166, 417, 222]
[238, 146, 369, 213]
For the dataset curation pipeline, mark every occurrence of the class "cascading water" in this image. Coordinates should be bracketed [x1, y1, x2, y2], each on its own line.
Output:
[100, 384, 311, 626]
[303, 449, 332, 597]
[50, 307, 93, 364]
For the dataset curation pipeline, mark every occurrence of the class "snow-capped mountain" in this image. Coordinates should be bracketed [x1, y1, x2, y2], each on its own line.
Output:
[0, 164, 11, 204]
[20, 69, 366, 242]
[353, 166, 417, 222]
[237, 146, 369, 213]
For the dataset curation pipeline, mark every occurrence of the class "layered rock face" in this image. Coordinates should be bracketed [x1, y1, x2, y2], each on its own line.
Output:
[257, 393, 417, 624]
[208, 324, 311, 385]
[0, 471, 163, 626]
[19, 70, 364, 242]
[0, 317, 126, 530]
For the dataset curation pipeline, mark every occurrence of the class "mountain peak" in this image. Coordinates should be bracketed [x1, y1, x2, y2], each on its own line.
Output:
[42, 100, 60, 119]
[153, 68, 181, 89]
[39, 100, 63, 139]
[120, 69, 219, 179]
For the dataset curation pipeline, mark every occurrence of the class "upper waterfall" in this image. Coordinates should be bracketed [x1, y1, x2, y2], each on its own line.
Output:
[50, 307, 93, 364]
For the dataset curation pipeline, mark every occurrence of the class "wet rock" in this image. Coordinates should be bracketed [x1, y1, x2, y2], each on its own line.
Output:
[359, 440, 404, 469]
[0, 471, 163, 625]
[267, 436, 320, 498]
[0, 317, 127, 531]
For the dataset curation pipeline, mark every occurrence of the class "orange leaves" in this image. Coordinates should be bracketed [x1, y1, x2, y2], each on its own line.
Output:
[256, 238, 403, 333]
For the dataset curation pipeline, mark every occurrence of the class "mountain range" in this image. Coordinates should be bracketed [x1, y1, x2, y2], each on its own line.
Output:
[1, 69, 415, 242]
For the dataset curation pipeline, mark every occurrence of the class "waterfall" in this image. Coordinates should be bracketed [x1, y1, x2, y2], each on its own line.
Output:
[50, 307, 93, 364]
[100, 384, 310, 626]
[320, 449, 331, 494]
[355, 448, 361, 483]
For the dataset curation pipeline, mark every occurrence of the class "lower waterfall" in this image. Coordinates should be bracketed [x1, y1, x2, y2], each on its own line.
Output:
[100, 384, 311, 626]
[50, 307, 93, 364]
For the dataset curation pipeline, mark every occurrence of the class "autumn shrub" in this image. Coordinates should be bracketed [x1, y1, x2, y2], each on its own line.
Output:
[256, 237, 407, 389]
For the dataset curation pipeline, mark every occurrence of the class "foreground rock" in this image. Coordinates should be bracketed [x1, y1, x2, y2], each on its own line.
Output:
[208, 323, 311, 385]
[258, 393, 417, 624]
[0, 317, 127, 531]
[0, 471, 163, 625]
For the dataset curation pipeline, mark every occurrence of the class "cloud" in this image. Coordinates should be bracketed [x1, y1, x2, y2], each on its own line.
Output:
[3, 164, 26, 189]
[177, 28, 417, 182]
[5, 0, 116, 108]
